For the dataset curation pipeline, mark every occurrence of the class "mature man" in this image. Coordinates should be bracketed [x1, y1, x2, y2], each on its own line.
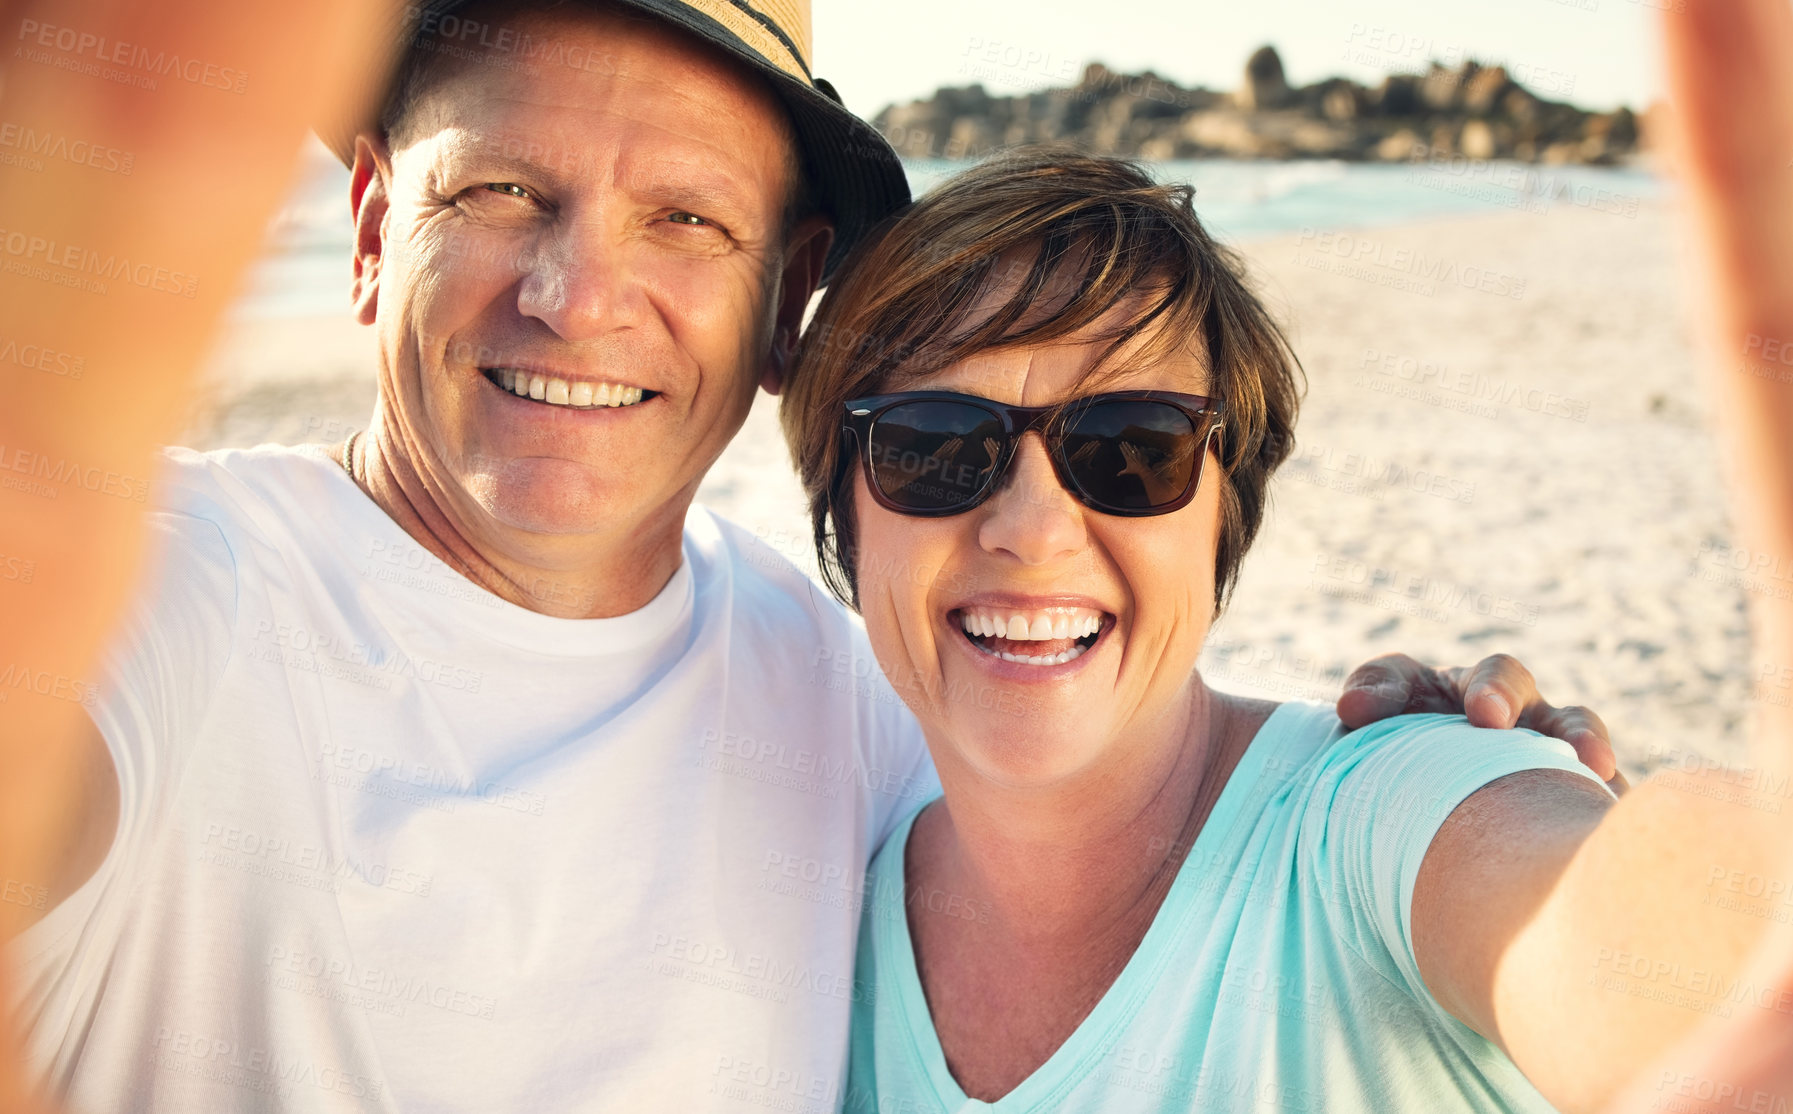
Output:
[3, 0, 1614, 1110]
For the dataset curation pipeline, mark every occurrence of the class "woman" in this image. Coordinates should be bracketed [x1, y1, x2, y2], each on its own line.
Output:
[780, 137, 1792, 1113]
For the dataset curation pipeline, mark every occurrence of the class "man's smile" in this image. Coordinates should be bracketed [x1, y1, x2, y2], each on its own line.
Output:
[482, 366, 658, 410]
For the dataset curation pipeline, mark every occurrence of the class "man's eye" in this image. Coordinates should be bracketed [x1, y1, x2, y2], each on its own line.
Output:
[483, 183, 531, 199]
[666, 211, 709, 226]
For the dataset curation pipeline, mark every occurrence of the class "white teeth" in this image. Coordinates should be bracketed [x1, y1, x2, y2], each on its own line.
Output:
[490, 370, 649, 410]
[958, 606, 1107, 650]
[989, 643, 1091, 667]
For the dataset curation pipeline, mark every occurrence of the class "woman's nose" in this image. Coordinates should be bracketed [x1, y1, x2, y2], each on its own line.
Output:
[977, 433, 1088, 566]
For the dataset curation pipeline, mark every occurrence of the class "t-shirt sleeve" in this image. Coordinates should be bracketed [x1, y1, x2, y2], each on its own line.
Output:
[92, 508, 240, 840]
[865, 694, 939, 855]
[1300, 713, 1611, 1016]
[9, 485, 239, 987]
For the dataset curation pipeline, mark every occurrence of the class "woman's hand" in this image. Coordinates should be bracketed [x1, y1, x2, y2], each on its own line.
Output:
[1337, 652, 1625, 792]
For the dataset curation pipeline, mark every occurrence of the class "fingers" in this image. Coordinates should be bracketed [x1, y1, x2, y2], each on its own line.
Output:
[1337, 653, 1421, 728]
[1529, 703, 1619, 784]
[1337, 653, 1456, 728]
[1358, 653, 1624, 784]
[1339, 655, 1623, 785]
[1465, 654, 1623, 783]
[1458, 654, 1536, 731]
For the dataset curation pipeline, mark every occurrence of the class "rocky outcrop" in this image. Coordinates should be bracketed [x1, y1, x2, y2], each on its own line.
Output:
[1236, 46, 1293, 112]
[874, 47, 1639, 165]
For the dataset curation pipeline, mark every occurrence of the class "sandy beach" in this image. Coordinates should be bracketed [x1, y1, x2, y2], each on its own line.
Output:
[183, 194, 1748, 779]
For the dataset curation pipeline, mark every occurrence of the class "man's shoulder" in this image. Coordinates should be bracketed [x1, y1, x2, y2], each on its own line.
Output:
[109, 444, 340, 640]
[151, 442, 340, 529]
[684, 507, 865, 640]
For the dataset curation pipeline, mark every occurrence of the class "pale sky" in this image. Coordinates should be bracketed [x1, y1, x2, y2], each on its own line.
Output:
[813, 0, 1664, 119]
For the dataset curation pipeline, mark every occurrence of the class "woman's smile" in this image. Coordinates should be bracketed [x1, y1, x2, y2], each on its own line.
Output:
[946, 597, 1115, 673]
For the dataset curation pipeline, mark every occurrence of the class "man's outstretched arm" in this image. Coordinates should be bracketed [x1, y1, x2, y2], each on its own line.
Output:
[0, 1, 396, 1108]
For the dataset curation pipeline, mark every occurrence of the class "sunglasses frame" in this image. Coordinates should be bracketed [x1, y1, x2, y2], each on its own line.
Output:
[842, 389, 1227, 518]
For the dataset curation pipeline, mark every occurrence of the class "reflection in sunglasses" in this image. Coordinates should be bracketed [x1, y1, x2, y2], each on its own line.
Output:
[1119, 440, 1184, 505]
[851, 392, 1222, 517]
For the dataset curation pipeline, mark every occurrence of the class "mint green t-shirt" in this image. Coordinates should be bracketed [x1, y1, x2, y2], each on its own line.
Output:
[846, 703, 1608, 1113]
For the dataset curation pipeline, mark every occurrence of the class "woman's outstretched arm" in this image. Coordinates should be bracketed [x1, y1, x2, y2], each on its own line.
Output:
[1410, 2, 1793, 1111]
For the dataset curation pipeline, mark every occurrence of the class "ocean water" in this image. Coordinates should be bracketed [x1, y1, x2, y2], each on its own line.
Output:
[231, 149, 1664, 321]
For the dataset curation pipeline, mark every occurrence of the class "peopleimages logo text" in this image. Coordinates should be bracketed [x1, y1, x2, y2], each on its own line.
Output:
[0, 227, 198, 298]
[15, 20, 249, 93]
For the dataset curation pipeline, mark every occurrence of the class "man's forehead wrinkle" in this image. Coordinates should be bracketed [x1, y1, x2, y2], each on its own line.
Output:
[419, 81, 786, 219]
[393, 1, 800, 195]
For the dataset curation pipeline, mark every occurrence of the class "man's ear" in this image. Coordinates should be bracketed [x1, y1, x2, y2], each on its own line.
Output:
[349, 133, 394, 327]
[760, 214, 834, 397]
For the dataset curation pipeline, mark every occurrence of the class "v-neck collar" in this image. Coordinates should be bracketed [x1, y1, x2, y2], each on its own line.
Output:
[879, 702, 1305, 1112]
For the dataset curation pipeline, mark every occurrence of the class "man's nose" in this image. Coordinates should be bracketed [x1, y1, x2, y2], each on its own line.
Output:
[514, 218, 637, 341]
[976, 434, 1088, 566]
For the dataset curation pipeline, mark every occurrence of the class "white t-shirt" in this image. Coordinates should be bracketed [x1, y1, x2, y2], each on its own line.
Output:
[9, 444, 935, 1113]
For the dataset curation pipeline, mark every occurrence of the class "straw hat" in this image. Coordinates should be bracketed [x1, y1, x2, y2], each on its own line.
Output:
[318, 0, 910, 279]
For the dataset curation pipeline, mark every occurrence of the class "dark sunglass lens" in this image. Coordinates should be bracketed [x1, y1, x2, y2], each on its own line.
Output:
[1060, 401, 1201, 512]
[868, 401, 1005, 512]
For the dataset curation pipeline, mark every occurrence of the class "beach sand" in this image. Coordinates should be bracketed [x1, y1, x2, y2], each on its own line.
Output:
[183, 198, 1749, 779]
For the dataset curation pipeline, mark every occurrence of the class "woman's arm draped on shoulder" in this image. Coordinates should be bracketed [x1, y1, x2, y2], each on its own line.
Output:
[0, 0, 396, 1109]
[1410, 3, 1793, 1112]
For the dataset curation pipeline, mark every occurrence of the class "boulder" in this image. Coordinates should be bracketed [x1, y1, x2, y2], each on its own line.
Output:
[1502, 86, 1543, 125]
[1377, 128, 1425, 161]
[1541, 140, 1582, 164]
[1373, 74, 1421, 117]
[1459, 119, 1497, 160]
[868, 45, 1638, 166]
[1585, 107, 1639, 148]
[1317, 79, 1363, 122]
[1420, 61, 1475, 112]
[1237, 45, 1292, 111]
[945, 117, 1000, 160]
[1182, 109, 1258, 154]
[1462, 65, 1514, 116]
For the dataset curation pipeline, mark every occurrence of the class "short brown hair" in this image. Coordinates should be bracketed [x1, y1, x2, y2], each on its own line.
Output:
[780, 147, 1303, 612]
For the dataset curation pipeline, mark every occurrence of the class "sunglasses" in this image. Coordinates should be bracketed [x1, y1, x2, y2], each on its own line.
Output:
[842, 390, 1226, 518]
